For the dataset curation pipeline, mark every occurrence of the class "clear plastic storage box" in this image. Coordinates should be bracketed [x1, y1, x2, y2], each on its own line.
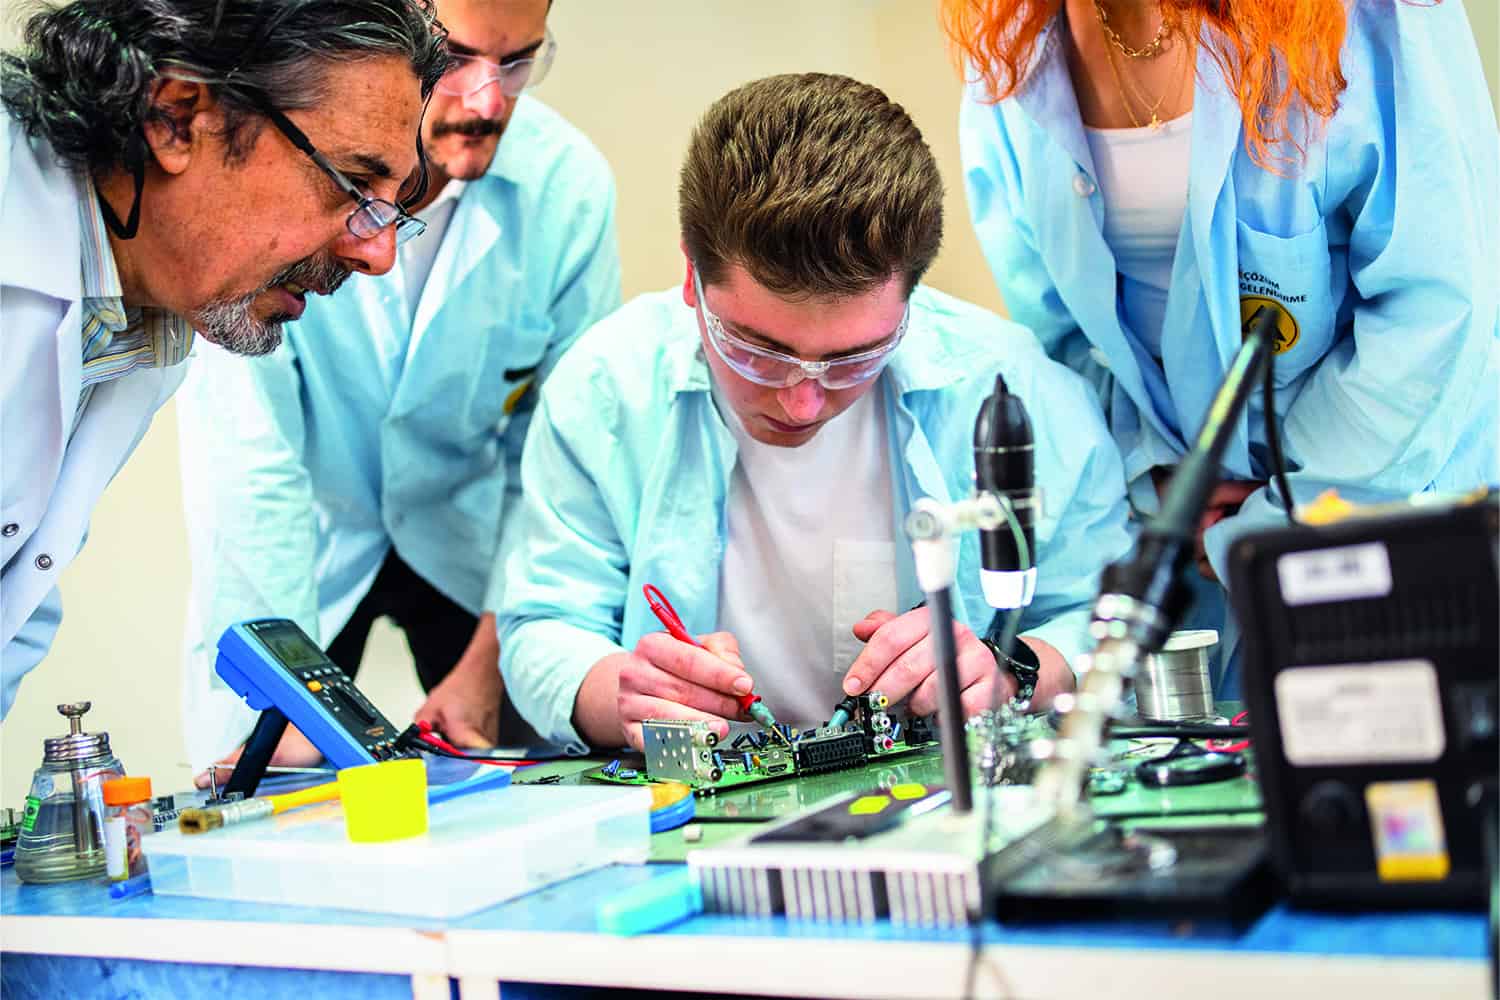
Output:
[144, 784, 651, 918]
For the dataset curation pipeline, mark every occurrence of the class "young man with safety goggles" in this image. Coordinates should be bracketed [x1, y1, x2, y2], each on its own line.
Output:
[497, 73, 1133, 751]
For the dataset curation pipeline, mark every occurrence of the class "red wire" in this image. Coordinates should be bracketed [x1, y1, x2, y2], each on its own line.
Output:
[1207, 710, 1251, 753]
[414, 724, 541, 767]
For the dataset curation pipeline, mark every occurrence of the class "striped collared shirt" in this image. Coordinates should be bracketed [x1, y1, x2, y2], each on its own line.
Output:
[77, 188, 194, 399]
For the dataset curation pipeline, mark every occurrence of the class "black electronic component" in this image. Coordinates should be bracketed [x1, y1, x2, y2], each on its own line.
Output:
[753, 784, 948, 844]
[992, 826, 1274, 927]
[0, 808, 20, 848]
[215, 619, 417, 798]
[974, 373, 1037, 609]
[1135, 744, 1247, 788]
[792, 732, 867, 775]
[1231, 489, 1499, 908]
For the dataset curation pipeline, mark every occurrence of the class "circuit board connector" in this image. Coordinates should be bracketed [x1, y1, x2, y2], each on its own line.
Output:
[642, 720, 723, 784]
[791, 731, 867, 775]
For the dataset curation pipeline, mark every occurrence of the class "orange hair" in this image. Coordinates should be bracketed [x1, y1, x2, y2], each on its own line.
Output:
[940, 0, 1378, 170]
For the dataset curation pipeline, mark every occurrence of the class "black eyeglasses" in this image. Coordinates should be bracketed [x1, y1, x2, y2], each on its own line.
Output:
[260, 104, 428, 246]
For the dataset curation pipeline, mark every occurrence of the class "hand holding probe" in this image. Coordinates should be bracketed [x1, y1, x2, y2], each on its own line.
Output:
[642, 584, 790, 746]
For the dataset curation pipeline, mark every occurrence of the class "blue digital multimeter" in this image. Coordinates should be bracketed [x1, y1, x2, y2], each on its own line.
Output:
[216, 618, 418, 770]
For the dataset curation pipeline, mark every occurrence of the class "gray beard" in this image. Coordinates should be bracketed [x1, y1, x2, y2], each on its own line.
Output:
[195, 295, 286, 357]
[193, 254, 352, 357]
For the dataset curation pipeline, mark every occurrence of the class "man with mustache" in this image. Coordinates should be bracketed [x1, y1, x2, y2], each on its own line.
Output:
[0, 0, 447, 717]
[178, 0, 620, 770]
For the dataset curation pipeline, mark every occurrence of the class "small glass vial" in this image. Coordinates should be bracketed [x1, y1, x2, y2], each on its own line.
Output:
[102, 777, 153, 882]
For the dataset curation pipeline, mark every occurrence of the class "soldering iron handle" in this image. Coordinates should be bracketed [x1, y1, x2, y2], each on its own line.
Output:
[1096, 307, 1281, 639]
[1155, 306, 1277, 539]
[925, 584, 972, 814]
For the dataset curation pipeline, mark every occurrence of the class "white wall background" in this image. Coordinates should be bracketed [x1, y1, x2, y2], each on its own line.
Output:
[2, 1, 1496, 804]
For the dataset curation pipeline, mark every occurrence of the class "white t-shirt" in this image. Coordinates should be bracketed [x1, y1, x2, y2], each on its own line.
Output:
[1084, 112, 1192, 357]
[397, 177, 467, 324]
[715, 385, 898, 727]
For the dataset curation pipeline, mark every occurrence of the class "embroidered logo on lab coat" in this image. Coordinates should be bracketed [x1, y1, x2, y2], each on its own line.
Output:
[503, 379, 534, 414]
[502, 364, 539, 415]
[1239, 295, 1300, 354]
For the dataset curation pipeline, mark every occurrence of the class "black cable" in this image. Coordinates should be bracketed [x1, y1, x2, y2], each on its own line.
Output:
[964, 604, 1025, 1000]
[1261, 338, 1299, 525]
[1109, 723, 1251, 740]
[1481, 782, 1498, 1000]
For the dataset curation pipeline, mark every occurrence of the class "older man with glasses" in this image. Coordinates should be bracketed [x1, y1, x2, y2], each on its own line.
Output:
[177, 0, 620, 772]
[0, 0, 447, 719]
[496, 74, 1134, 752]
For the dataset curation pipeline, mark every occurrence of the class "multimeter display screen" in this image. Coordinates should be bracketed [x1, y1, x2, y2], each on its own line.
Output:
[252, 622, 326, 670]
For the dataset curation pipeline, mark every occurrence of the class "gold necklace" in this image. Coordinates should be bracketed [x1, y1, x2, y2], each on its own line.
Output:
[1093, 0, 1171, 60]
[1102, 41, 1145, 128]
[1103, 33, 1185, 130]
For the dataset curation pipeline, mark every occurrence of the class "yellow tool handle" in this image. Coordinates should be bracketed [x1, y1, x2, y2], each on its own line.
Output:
[267, 780, 342, 815]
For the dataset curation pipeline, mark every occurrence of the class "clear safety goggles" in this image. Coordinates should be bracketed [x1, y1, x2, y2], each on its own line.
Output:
[435, 29, 557, 98]
[693, 267, 907, 390]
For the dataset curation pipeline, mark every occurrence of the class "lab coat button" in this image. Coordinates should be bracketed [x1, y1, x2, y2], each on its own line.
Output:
[1073, 174, 1096, 197]
[2, 523, 16, 537]
[35, 554, 52, 570]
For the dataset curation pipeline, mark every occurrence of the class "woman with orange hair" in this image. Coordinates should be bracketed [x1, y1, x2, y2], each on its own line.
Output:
[948, 0, 1497, 693]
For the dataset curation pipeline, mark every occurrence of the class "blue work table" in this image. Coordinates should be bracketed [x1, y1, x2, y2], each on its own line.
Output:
[1, 861, 1488, 999]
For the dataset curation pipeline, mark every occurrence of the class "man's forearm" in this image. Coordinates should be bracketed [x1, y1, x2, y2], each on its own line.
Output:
[573, 652, 628, 748]
[451, 611, 501, 679]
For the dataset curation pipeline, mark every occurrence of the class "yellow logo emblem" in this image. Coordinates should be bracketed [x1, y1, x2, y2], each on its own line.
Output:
[503, 379, 534, 415]
[1240, 296, 1299, 354]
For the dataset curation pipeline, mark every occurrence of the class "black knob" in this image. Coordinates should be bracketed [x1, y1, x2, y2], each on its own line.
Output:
[1300, 780, 1362, 836]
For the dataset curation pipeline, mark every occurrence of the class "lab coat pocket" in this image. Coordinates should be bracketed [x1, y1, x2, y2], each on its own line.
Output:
[459, 310, 552, 445]
[1235, 219, 1335, 385]
[832, 540, 899, 673]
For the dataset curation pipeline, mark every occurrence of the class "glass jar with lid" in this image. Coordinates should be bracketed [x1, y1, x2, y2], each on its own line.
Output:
[14, 703, 126, 884]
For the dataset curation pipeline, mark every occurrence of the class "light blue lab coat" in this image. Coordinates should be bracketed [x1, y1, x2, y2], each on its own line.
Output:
[0, 115, 189, 718]
[960, 0, 1499, 692]
[497, 287, 1135, 748]
[178, 97, 620, 764]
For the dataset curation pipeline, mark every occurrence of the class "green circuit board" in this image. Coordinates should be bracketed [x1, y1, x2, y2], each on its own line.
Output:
[516, 704, 1266, 865]
[583, 734, 940, 796]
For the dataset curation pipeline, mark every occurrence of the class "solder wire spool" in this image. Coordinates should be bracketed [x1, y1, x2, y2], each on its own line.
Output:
[1132, 629, 1219, 722]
